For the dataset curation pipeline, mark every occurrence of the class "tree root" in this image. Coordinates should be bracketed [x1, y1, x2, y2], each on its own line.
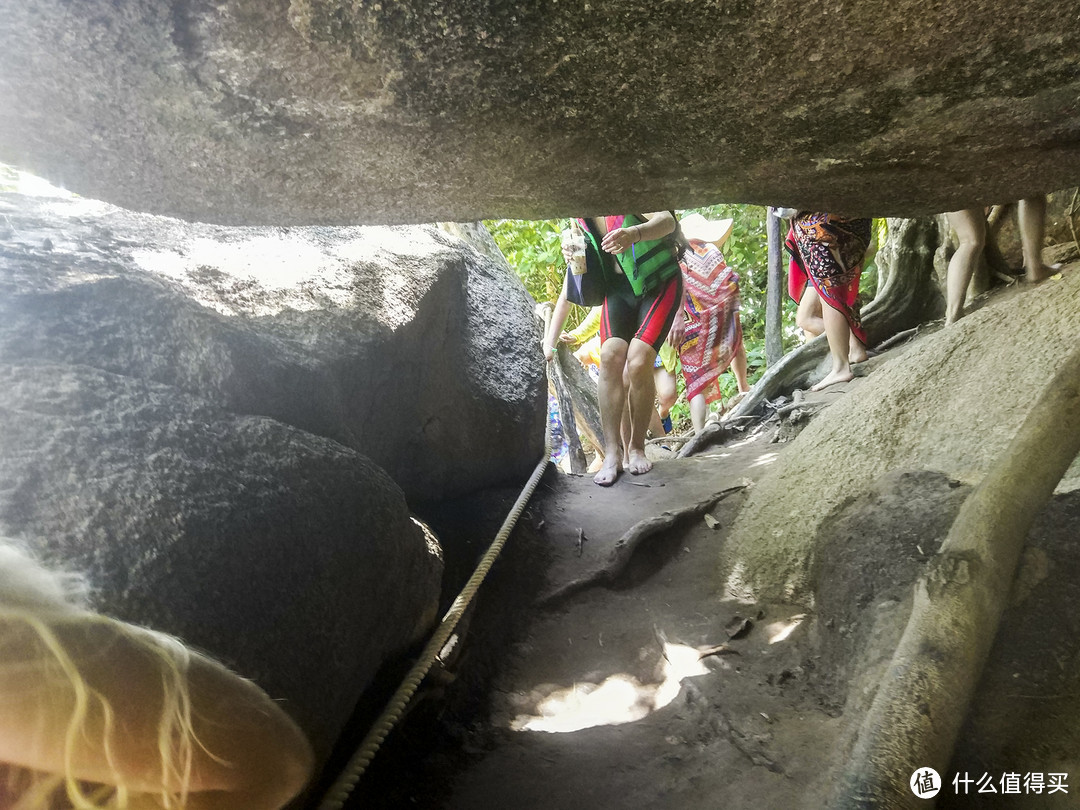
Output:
[540, 484, 748, 606]
[832, 345, 1080, 808]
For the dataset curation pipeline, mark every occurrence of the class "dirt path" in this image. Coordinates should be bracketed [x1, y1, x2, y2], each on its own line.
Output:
[439, 429, 845, 810]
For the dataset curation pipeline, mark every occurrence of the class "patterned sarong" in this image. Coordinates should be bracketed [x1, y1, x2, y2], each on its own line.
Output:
[786, 213, 871, 347]
[679, 239, 743, 405]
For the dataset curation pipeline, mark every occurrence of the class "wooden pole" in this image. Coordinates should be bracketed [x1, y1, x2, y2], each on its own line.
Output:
[765, 207, 784, 366]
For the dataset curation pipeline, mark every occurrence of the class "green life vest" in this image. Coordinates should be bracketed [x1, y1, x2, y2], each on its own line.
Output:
[576, 214, 683, 297]
[614, 214, 682, 296]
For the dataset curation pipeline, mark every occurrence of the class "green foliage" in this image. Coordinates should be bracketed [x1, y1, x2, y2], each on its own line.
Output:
[484, 217, 586, 327]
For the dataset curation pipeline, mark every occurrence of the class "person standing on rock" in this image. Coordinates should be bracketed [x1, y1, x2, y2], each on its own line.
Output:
[555, 213, 684, 486]
[785, 212, 872, 390]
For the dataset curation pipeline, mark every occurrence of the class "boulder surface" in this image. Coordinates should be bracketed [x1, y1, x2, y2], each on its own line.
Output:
[0, 187, 544, 760]
[0, 362, 442, 761]
[0, 192, 545, 503]
[1, 1, 1078, 223]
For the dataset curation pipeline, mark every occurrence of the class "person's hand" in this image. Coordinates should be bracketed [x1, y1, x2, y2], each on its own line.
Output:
[561, 232, 576, 264]
[668, 312, 686, 349]
[559, 332, 576, 345]
[601, 226, 639, 254]
[543, 342, 557, 363]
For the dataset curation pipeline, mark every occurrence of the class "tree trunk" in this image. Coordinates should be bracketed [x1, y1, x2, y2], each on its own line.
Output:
[860, 217, 942, 346]
[832, 345, 1080, 809]
[765, 208, 784, 367]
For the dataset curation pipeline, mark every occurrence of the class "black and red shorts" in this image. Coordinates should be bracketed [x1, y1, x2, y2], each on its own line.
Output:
[600, 272, 684, 352]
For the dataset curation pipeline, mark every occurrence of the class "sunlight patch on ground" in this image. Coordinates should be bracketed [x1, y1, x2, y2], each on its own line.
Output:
[510, 642, 708, 734]
[715, 433, 762, 451]
[766, 614, 807, 644]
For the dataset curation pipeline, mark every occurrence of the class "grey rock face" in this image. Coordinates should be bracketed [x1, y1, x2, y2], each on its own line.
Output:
[0, 192, 546, 503]
[0, 189, 544, 758]
[0, 362, 442, 760]
[1, 1, 1078, 223]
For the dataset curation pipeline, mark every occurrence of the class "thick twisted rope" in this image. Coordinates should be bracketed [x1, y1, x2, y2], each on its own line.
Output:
[317, 429, 552, 810]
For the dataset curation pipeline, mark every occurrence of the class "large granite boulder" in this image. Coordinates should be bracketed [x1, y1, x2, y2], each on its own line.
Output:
[2, 1, 1078, 224]
[0, 362, 441, 762]
[0, 191, 545, 503]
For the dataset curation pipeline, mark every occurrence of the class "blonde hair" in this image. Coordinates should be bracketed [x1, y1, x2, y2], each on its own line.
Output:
[0, 539, 205, 809]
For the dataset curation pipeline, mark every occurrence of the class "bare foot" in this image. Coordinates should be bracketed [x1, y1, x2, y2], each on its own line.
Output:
[1025, 263, 1059, 283]
[810, 368, 854, 392]
[593, 456, 621, 486]
[625, 448, 652, 475]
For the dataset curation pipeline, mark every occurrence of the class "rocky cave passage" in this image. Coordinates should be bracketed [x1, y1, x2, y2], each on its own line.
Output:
[2, 0, 1080, 805]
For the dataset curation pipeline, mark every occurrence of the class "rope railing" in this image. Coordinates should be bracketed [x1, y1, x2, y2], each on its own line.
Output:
[317, 427, 552, 810]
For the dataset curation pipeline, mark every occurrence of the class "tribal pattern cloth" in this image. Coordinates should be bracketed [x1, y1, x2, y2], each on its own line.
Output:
[786, 213, 871, 346]
[679, 239, 743, 405]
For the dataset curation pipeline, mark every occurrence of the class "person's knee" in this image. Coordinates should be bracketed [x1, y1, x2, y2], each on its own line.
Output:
[658, 389, 677, 412]
[625, 345, 655, 382]
[599, 341, 628, 376]
[958, 231, 985, 252]
[954, 221, 985, 252]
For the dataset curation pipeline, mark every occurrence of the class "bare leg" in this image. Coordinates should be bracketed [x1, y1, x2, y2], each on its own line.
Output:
[849, 331, 869, 363]
[796, 287, 825, 337]
[1019, 196, 1055, 283]
[624, 338, 658, 475]
[731, 326, 750, 393]
[651, 365, 677, 437]
[620, 403, 634, 458]
[595, 338, 630, 486]
[944, 209, 986, 325]
[811, 302, 855, 391]
[689, 393, 708, 434]
[619, 363, 632, 456]
[654, 366, 678, 422]
[619, 363, 662, 451]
